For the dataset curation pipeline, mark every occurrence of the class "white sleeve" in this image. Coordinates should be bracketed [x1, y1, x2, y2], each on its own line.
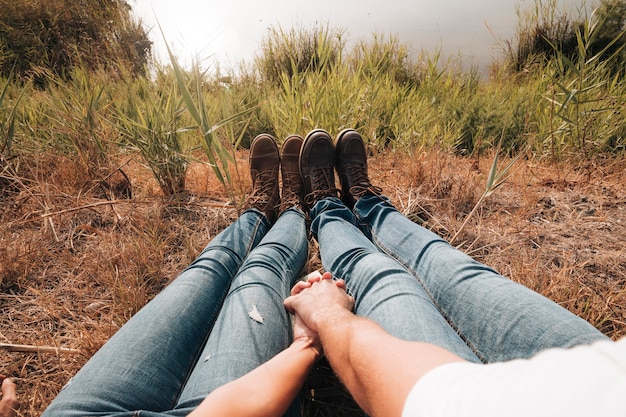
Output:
[402, 338, 626, 417]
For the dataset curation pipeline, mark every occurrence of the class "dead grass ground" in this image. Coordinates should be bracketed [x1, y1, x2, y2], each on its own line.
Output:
[1, 149, 625, 416]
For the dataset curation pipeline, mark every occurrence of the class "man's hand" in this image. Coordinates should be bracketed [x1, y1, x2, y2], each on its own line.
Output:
[0, 376, 17, 417]
[284, 272, 355, 333]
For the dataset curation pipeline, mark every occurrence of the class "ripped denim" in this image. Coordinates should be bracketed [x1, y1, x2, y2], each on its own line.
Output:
[42, 208, 308, 417]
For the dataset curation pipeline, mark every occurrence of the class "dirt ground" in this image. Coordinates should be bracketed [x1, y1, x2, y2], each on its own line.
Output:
[1, 149, 625, 416]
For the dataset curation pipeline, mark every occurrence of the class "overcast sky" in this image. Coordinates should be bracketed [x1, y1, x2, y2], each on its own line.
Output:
[131, 0, 585, 71]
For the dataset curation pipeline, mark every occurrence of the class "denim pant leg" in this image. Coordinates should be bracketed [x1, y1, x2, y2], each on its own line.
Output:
[353, 194, 608, 363]
[311, 197, 480, 363]
[42, 210, 270, 417]
[174, 208, 308, 416]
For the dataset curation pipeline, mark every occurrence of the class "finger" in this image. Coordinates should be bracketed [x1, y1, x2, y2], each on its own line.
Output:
[321, 271, 333, 280]
[290, 281, 311, 296]
[283, 295, 295, 313]
[335, 279, 348, 290]
[306, 275, 322, 284]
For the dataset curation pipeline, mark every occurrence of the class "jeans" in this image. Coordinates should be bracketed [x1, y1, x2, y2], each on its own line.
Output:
[311, 195, 607, 364]
[43, 208, 308, 417]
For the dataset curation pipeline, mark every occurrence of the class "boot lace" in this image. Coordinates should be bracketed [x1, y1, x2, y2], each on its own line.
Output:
[246, 169, 278, 209]
[345, 163, 382, 199]
[280, 171, 303, 211]
[304, 166, 339, 207]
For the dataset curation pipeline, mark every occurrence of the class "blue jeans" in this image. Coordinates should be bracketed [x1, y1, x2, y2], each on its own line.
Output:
[43, 208, 308, 417]
[311, 195, 607, 364]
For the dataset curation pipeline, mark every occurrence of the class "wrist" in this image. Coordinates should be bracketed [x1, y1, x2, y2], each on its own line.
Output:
[313, 304, 353, 330]
[291, 336, 322, 360]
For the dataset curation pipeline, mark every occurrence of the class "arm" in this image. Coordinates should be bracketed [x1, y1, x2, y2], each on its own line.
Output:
[0, 376, 17, 417]
[284, 273, 466, 417]
[315, 308, 465, 417]
[188, 318, 320, 417]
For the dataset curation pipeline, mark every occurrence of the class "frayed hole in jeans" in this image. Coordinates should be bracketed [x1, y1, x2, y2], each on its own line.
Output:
[248, 304, 264, 323]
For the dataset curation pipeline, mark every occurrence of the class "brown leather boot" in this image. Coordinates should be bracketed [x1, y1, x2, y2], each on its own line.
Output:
[334, 129, 382, 209]
[300, 129, 339, 211]
[279, 134, 305, 214]
[244, 134, 280, 222]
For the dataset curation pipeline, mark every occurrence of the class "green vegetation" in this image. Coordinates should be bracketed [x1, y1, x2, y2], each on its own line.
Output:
[116, 75, 189, 196]
[0, 70, 23, 196]
[0, 0, 151, 83]
[2, 0, 624, 201]
[506, 0, 626, 74]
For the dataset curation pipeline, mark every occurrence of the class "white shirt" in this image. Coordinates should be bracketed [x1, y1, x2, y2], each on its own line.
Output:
[403, 338, 626, 417]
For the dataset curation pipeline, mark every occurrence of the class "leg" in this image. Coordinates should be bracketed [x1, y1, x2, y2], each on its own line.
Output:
[175, 135, 308, 417]
[43, 134, 286, 416]
[311, 197, 480, 363]
[354, 193, 608, 362]
[334, 129, 607, 363]
[300, 129, 478, 362]
[174, 208, 308, 413]
[42, 210, 270, 416]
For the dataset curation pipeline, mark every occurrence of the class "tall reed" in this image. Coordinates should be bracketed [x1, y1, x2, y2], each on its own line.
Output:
[539, 7, 626, 157]
[0, 71, 24, 195]
[43, 68, 113, 178]
[115, 76, 190, 196]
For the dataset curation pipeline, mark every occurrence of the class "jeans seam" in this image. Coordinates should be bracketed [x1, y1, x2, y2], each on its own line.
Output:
[369, 226, 487, 363]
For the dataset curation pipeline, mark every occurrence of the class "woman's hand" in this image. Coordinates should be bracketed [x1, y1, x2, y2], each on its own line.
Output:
[0, 376, 17, 417]
[289, 278, 323, 356]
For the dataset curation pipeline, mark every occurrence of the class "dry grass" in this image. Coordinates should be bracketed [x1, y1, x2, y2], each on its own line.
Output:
[1, 149, 625, 416]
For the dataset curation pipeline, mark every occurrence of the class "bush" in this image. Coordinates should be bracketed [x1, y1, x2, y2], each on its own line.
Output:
[115, 74, 190, 197]
[254, 23, 345, 86]
[0, 0, 151, 84]
[505, 0, 626, 75]
[348, 33, 421, 88]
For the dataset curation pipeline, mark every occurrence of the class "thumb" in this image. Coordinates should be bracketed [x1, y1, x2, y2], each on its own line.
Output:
[283, 295, 295, 314]
[1, 377, 18, 408]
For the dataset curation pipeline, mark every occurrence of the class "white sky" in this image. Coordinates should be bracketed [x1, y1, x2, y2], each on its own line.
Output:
[131, 0, 584, 72]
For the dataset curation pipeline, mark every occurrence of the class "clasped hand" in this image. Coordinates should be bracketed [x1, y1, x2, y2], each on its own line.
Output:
[284, 271, 355, 343]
